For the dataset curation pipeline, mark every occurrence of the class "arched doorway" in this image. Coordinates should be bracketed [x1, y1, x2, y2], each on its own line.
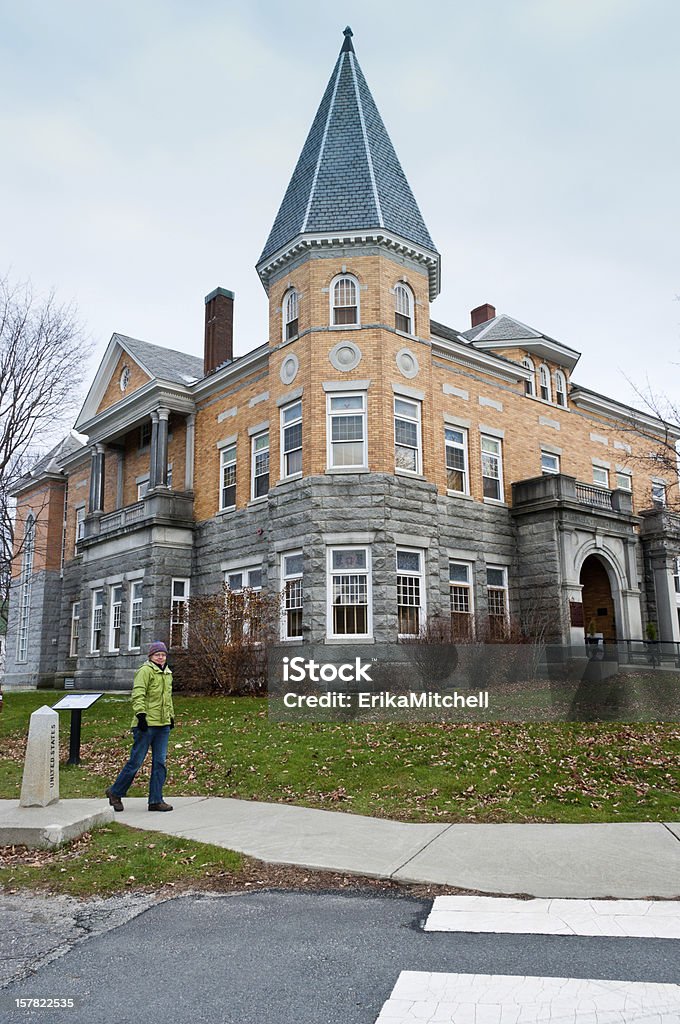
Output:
[580, 555, 617, 642]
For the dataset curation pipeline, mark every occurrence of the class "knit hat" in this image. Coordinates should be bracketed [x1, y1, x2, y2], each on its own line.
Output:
[148, 641, 168, 656]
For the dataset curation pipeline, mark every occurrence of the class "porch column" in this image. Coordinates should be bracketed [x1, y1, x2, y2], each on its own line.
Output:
[88, 444, 106, 513]
[651, 551, 680, 642]
[185, 414, 195, 490]
[148, 412, 159, 489]
[156, 408, 170, 488]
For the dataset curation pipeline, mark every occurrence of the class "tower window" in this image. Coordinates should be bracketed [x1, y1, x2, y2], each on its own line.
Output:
[283, 289, 299, 341]
[522, 357, 535, 397]
[394, 283, 413, 334]
[331, 275, 359, 325]
[554, 370, 567, 407]
[539, 364, 552, 402]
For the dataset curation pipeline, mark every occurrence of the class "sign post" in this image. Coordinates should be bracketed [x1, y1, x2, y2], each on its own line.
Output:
[52, 694, 103, 765]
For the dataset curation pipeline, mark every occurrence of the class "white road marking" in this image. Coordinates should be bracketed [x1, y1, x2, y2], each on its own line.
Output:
[374, 971, 680, 1023]
[423, 896, 680, 939]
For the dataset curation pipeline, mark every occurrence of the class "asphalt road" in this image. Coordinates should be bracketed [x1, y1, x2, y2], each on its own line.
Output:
[2, 890, 679, 1024]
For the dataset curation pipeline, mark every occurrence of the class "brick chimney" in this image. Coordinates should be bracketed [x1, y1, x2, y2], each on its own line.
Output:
[204, 287, 234, 375]
[470, 303, 496, 328]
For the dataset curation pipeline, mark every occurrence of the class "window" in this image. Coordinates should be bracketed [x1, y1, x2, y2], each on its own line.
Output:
[91, 589, 104, 653]
[251, 431, 270, 499]
[60, 489, 68, 572]
[281, 552, 303, 640]
[593, 466, 609, 488]
[328, 547, 371, 637]
[70, 602, 80, 658]
[449, 562, 474, 639]
[137, 477, 150, 500]
[486, 566, 509, 639]
[554, 370, 567, 408]
[674, 557, 680, 595]
[328, 393, 367, 468]
[396, 549, 425, 636]
[445, 427, 469, 494]
[652, 482, 666, 508]
[481, 435, 504, 501]
[16, 516, 35, 663]
[539, 365, 551, 402]
[394, 284, 413, 334]
[139, 422, 152, 449]
[283, 288, 299, 341]
[108, 584, 123, 652]
[220, 444, 237, 510]
[281, 401, 302, 478]
[129, 581, 143, 650]
[522, 358, 535, 398]
[541, 451, 560, 475]
[75, 506, 85, 554]
[170, 579, 190, 648]
[226, 567, 263, 641]
[394, 398, 422, 474]
[331, 275, 358, 325]
[615, 472, 632, 491]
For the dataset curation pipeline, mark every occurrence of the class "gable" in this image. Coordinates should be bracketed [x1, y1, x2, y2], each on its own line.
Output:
[96, 348, 152, 416]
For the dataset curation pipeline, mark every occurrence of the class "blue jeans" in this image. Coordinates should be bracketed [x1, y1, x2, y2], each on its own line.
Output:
[110, 726, 170, 805]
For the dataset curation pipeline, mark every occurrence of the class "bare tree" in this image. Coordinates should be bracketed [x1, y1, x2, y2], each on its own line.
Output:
[616, 382, 680, 512]
[0, 273, 86, 613]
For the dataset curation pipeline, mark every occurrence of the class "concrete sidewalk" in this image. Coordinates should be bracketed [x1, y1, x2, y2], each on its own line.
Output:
[2, 797, 679, 898]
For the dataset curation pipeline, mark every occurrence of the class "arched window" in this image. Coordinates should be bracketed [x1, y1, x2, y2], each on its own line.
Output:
[522, 357, 535, 397]
[331, 275, 359, 326]
[16, 515, 35, 663]
[539, 364, 552, 402]
[283, 289, 299, 342]
[394, 283, 414, 335]
[554, 370, 567, 408]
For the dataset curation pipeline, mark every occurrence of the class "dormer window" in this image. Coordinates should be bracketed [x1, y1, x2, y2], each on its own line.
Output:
[554, 370, 567, 408]
[539, 364, 552, 402]
[522, 357, 535, 397]
[394, 283, 414, 335]
[331, 275, 359, 325]
[283, 288, 299, 342]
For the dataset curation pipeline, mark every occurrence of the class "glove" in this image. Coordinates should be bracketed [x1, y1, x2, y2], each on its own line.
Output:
[170, 717, 175, 730]
[136, 713, 148, 732]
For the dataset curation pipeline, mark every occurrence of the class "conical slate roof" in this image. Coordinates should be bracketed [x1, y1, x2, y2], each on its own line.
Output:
[258, 28, 437, 268]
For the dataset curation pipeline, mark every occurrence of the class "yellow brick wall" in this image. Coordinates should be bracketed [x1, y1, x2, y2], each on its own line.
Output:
[63, 463, 90, 565]
[96, 349, 151, 415]
[12, 481, 66, 576]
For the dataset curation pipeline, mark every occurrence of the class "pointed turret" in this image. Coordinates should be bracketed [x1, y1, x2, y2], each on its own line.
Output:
[257, 28, 440, 299]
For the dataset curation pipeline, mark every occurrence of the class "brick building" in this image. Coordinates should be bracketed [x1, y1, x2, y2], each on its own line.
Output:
[5, 27, 680, 690]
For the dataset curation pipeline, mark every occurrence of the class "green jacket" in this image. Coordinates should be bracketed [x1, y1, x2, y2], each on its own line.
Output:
[130, 661, 174, 727]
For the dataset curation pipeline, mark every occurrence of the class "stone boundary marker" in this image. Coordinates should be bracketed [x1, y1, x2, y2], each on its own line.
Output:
[19, 706, 59, 808]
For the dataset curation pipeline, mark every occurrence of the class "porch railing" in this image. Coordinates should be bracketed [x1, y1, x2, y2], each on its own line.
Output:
[574, 483, 613, 510]
[98, 501, 146, 535]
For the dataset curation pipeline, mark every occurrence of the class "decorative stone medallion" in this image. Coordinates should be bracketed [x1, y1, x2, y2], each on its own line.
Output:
[329, 340, 362, 372]
[280, 353, 299, 385]
[396, 348, 419, 380]
[119, 365, 131, 392]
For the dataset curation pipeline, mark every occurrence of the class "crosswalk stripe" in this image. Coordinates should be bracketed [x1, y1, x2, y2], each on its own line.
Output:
[373, 971, 680, 1023]
[423, 896, 680, 939]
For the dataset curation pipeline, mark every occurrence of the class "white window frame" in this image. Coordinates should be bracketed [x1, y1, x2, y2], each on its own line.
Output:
[394, 397, 422, 475]
[129, 580, 143, 650]
[522, 357, 535, 397]
[327, 546, 372, 639]
[673, 557, 680, 596]
[70, 601, 80, 658]
[75, 506, 85, 554]
[541, 451, 560, 475]
[170, 578, 190, 649]
[251, 430, 270, 500]
[281, 551, 304, 641]
[652, 482, 666, 507]
[449, 561, 474, 639]
[445, 427, 469, 495]
[554, 370, 567, 407]
[615, 471, 632, 492]
[280, 400, 302, 479]
[90, 588, 104, 654]
[327, 392, 367, 470]
[16, 515, 35, 664]
[283, 288, 299, 342]
[592, 465, 609, 488]
[225, 566, 264, 641]
[108, 584, 123, 652]
[396, 548, 426, 637]
[481, 434, 504, 502]
[137, 477, 150, 501]
[330, 274, 360, 326]
[394, 283, 414, 335]
[486, 565, 509, 638]
[539, 364, 552, 402]
[220, 443, 237, 511]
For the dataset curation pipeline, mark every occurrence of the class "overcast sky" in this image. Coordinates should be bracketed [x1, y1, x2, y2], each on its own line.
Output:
[1, 0, 678, 417]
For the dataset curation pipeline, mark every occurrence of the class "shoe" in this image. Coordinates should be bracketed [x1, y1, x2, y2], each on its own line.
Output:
[148, 801, 173, 812]
[106, 787, 124, 812]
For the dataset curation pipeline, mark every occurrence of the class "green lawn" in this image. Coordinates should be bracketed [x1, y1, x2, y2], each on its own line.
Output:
[1, 691, 679, 824]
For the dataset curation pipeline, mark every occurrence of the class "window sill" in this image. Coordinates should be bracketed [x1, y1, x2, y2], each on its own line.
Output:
[324, 636, 375, 645]
[326, 466, 369, 475]
[329, 323, 361, 331]
[395, 328, 419, 342]
[217, 506, 236, 517]
[446, 490, 473, 500]
[276, 473, 302, 486]
[526, 394, 570, 412]
[247, 496, 268, 508]
[395, 468, 424, 479]
[483, 498, 509, 507]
